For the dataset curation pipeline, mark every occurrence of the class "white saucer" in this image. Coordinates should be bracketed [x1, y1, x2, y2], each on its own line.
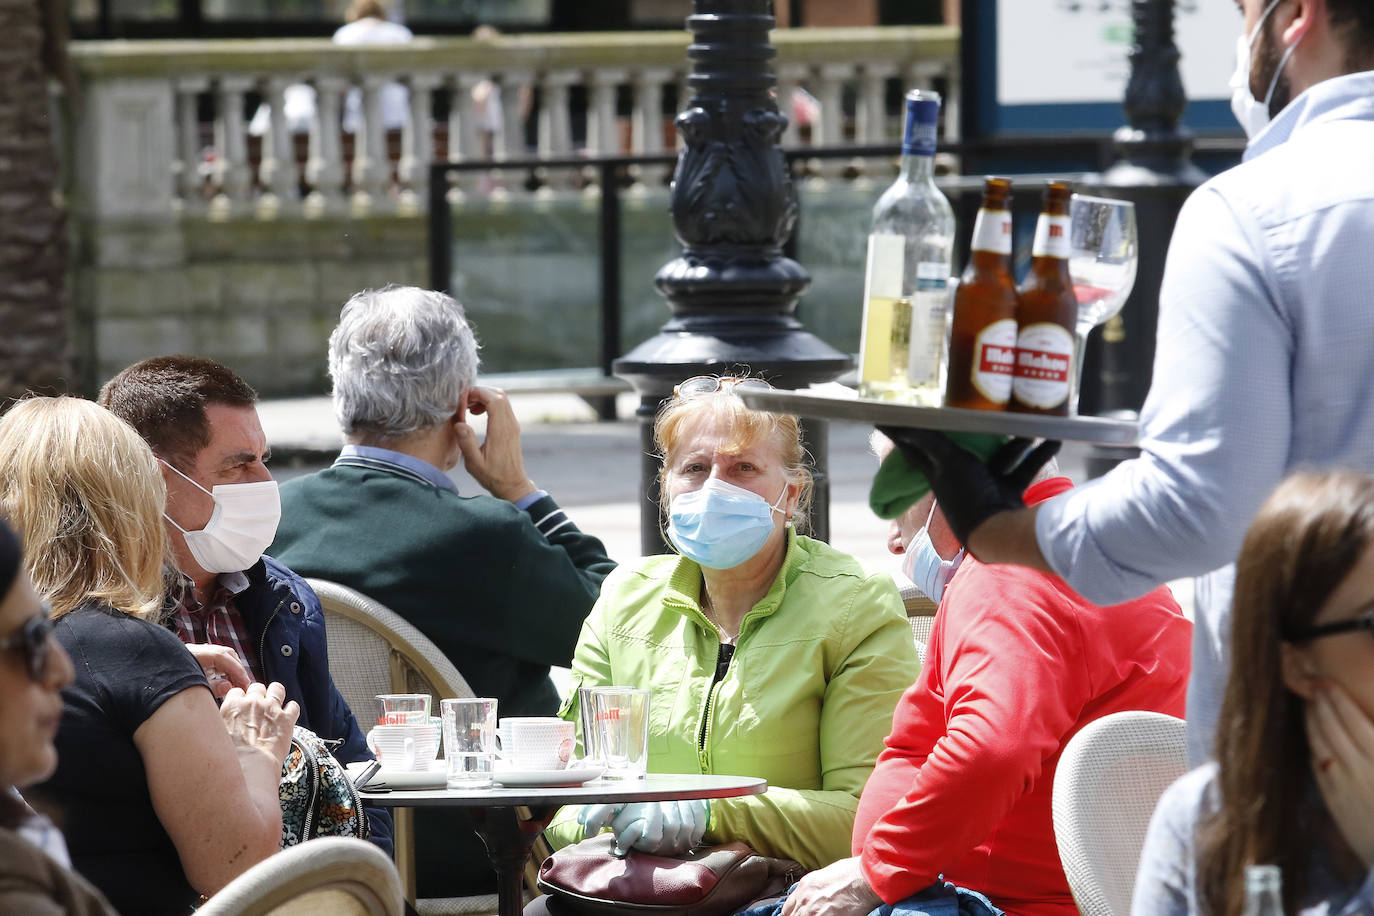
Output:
[492, 764, 605, 787]
[347, 759, 446, 790]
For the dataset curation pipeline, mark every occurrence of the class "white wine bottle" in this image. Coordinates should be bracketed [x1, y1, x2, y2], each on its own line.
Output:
[857, 89, 955, 404]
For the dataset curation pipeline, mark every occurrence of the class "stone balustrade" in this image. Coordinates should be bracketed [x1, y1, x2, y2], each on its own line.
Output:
[64, 26, 957, 397]
[66, 26, 959, 220]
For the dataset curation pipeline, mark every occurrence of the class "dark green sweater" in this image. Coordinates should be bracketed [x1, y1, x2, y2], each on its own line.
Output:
[270, 463, 617, 717]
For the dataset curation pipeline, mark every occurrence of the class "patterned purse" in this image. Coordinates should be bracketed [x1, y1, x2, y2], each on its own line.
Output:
[278, 725, 371, 846]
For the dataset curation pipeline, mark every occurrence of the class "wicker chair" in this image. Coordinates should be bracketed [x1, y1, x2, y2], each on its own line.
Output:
[195, 837, 404, 916]
[1051, 710, 1187, 916]
[896, 576, 938, 664]
[307, 578, 502, 916]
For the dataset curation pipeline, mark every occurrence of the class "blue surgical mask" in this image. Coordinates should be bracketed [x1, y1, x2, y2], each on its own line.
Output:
[901, 502, 965, 602]
[668, 478, 788, 570]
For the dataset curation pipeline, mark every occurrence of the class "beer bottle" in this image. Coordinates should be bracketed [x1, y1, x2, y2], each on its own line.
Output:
[857, 89, 955, 404]
[1011, 181, 1077, 416]
[944, 177, 1018, 411]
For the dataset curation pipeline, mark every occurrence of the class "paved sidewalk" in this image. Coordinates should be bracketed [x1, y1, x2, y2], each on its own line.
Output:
[259, 390, 1194, 619]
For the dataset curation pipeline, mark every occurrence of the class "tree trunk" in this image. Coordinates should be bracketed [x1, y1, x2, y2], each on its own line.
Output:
[0, 0, 69, 401]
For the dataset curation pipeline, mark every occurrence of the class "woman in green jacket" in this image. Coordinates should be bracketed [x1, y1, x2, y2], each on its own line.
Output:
[541, 375, 920, 872]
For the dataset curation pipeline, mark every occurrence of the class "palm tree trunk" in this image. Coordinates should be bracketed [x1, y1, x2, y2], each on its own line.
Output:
[0, 0, 69, 401]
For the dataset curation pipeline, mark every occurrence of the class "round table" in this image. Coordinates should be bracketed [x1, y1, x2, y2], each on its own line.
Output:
[362, 773, 767, 916]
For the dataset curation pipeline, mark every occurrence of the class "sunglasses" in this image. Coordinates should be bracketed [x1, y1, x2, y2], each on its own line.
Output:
[673, 376, 775, 399]
[0, 603, 56, 683]
[1285, 610, 1374, 644]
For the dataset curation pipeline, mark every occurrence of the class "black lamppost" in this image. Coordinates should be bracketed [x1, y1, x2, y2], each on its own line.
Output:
[614, 0, 850, 555]
[1080, 0, 1207, 444]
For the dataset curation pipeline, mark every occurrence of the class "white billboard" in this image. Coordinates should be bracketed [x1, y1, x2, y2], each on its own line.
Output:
[996, 1, 1242, 106]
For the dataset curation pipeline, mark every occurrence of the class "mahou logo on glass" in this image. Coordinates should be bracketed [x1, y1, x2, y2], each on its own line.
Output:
[971, 318, 1017, 403]
[1012, 322, 1073, 408]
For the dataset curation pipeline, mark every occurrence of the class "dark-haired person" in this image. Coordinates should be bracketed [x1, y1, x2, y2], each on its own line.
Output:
[97, 356, 393, 856]
[0, 515, 116, 915]
[1134, 470, 1374, 916]
[882, 0, 1374, 766]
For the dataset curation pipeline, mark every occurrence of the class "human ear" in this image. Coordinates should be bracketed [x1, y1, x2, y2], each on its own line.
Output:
[1280, 641, 1320, 700]
[1277, 0, 1318, 46]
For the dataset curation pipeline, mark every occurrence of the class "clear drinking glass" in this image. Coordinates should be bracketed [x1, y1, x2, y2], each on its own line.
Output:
[590, 687, 650, 780]
[376, 693, 431, 726]
[1068, 194, 1139, 414]
[577, 686, 602, 765]
[441, 697, 497, 788]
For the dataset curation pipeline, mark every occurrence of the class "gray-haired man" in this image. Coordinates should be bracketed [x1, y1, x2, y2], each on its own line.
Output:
[268, 285, 616, 897]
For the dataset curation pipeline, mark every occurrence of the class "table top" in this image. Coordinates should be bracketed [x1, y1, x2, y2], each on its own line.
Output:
[738, 387, 1139, 447]
[359, 773, 768, 809]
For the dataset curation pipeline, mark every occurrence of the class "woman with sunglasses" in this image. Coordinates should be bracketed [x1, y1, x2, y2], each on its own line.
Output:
[1134, 469, 1374, 915]
[0, 515, 119, 914]
[0, 397, 299, 916]
[536, 375, 919, 884]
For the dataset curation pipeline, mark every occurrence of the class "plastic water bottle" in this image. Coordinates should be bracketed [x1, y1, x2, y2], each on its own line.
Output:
[857, 89, 955, 404]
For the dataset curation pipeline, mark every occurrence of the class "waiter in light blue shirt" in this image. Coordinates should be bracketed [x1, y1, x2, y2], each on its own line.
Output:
[883, 0, 1374, 766]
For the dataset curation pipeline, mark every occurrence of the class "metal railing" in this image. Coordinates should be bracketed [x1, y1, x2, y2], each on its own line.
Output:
[426, 134, 1245, 419]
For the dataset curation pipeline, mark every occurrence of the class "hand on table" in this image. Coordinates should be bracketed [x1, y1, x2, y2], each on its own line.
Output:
[221, 681, 299, 766]
[456, 387, 538, 504]
[578, 800, 709, 856]
[876, 427, 1060, 546]
[1308, 680, 1374, 866]
[185, 643, 252, 699]
[780, 856, 881, 916]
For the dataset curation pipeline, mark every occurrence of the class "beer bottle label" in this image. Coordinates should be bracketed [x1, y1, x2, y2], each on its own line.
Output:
[1031, 214, 1071, 260]
[969, 209, 1012, 256]
[1012, 321, 1074, 409]
[970, 318, 1017, 403]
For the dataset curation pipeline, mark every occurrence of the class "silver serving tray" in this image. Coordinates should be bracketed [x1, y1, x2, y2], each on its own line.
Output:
[738, 388, 1138, 446]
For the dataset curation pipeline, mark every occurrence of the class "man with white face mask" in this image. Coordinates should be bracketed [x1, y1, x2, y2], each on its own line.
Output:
[778, 435, 1191, 916]
[882, 0, 1374, 767]
[97, 355, 392, 856]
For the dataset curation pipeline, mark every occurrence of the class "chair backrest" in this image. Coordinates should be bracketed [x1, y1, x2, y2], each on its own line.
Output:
[896, 576, 938, 665]
[195, 836, 404, 916]
[307, 577, 476, 723]
[1052, 710, 1188, 916]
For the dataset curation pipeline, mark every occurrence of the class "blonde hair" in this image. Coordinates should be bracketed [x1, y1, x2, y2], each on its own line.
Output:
[654, 385, 813, 531]
[0, 397, 168, 618]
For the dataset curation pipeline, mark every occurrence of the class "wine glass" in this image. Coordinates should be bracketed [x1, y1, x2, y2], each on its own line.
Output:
[1068, 194, 1138, 414]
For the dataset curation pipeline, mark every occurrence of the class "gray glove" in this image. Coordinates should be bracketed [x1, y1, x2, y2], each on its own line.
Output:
[578, 800, 710, 856]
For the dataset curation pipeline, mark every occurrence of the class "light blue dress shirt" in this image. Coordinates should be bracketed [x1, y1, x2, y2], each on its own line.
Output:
[1036, 70, 1374, 764]
[335, 444, 547, 509]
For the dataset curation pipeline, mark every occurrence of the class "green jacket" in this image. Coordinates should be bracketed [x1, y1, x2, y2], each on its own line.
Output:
[546, 531, 920, 869]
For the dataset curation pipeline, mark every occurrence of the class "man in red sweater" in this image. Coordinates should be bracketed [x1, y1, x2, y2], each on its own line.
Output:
[781, 459, 1192, 916]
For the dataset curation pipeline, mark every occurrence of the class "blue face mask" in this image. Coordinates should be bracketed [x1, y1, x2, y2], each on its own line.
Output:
[668, 478, 788, 570]
[901, 502, 965, 602]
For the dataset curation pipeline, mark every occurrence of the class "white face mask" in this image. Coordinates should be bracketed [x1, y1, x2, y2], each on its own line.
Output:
[1229, 0, 1300, 139]
[162, 460, 281, 574]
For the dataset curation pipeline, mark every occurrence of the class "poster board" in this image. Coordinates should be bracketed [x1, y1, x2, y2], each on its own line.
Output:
[963, 0, 1244, 137]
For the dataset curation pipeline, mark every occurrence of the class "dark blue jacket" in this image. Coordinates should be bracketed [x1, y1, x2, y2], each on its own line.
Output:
[237, 556, 393, 855]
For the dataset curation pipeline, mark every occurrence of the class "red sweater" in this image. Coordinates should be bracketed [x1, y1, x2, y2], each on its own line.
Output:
[854, 477, 1192, 916]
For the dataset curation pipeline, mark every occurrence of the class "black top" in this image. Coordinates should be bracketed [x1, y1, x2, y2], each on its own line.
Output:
[27, 603, 210, 916]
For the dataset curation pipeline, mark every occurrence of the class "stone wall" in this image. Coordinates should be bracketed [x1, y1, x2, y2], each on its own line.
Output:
[74, 215, 427, 395]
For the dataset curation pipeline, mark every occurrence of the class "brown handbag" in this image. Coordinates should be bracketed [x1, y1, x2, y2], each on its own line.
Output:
[537, 834, 802, 916]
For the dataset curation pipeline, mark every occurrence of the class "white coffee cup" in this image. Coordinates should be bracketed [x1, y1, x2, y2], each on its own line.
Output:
[495, 717, 575, 771]
[367, 720, 441, 771]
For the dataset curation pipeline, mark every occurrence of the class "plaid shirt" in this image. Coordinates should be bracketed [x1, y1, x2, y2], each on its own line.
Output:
[168, 570, 262, 683]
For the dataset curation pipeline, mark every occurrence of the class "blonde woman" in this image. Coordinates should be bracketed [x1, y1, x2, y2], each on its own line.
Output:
[2, 397, 298, 916]
[538, 376, 919, 893]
